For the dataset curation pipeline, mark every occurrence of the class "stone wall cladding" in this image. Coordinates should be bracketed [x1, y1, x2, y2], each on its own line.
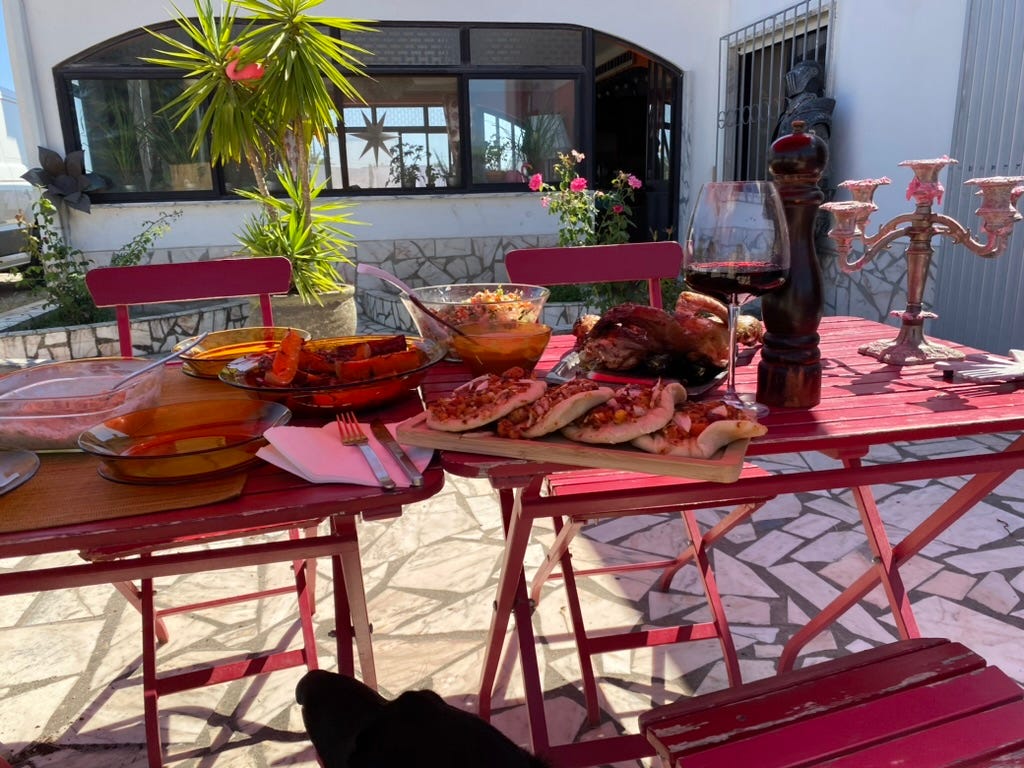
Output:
[0, 299, 249, 361]
[353, 234, 557, 325]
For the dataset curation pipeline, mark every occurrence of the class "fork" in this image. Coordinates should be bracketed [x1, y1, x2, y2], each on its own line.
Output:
[336, 412, 396, 490]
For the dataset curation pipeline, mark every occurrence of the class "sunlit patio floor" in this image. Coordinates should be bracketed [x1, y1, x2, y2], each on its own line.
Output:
[2, 429, 1024, 767]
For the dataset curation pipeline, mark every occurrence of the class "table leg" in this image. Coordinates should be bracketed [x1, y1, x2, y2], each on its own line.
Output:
[847, 458, 920, 640]
[141, 573, 164, 768]
[477, 485, 551, 754]
[291, 530, 319, 672]
[780, 435, 1024, 672]
[331, 516, 376, 689]
[330, 552, 355, 676]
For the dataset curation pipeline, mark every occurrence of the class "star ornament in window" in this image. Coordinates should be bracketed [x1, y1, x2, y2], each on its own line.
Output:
[351, 111, 397, 164]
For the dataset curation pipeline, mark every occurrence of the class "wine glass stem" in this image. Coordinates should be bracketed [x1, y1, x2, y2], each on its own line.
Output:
[725, 296, 741, 401]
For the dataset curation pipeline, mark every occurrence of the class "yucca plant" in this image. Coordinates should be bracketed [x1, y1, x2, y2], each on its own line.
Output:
[143, 0, 373, 303]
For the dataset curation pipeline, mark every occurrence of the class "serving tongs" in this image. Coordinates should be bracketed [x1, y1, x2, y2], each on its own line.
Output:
[935, 350, 1024, 383]
[110, 332, 210, 391]
[356, 263, 469, 339]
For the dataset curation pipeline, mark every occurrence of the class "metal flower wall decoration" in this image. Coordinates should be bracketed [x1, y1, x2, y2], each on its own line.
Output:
[21, 146, 107, 213]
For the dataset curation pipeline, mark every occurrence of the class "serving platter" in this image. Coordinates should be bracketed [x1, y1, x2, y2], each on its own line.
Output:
[545, 348, 728, 396]
[395, 412, 748, 483]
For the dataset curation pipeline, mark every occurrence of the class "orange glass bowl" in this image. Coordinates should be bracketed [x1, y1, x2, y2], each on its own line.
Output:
[450, 320, 552, 376]
[217, 335, 445, 414]
[77, 398, 291, 484]
[174, 326, 312, 379]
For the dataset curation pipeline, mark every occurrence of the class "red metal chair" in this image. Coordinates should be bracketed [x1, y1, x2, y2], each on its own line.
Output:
[640, 638, 1024, 767]
[503, 242, 774, 723]
[85, 256, 289, 358]
[84, 257, 330, 765]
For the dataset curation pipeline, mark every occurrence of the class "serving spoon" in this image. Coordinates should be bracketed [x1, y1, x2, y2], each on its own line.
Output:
[356, 263, 470, 339]
[110, 332, 210, 392]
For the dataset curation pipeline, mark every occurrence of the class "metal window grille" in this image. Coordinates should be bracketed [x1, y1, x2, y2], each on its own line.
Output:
[717, 0, 834, 182]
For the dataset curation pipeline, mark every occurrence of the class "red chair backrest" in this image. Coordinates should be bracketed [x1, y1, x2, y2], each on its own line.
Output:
[85, 256, 293, 357]
[504, 242, 683, 309]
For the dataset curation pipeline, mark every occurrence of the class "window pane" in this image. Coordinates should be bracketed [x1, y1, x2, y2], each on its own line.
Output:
[73, 78, 210, 193]
[338, 26, 461, 66]
[470, 28, 583, 66]
[338, 77, 460, 190]
[468, 79, 577, 183]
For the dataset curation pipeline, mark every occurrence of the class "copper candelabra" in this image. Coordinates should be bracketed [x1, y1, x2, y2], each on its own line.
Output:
[821, 156, 1024, 365]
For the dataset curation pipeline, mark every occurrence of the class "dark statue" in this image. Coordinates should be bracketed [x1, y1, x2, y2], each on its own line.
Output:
[774, 59, 837, 251]
[774, 59, 835, 144]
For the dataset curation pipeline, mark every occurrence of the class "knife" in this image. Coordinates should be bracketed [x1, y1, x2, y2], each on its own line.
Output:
[370, 421, 424, 486]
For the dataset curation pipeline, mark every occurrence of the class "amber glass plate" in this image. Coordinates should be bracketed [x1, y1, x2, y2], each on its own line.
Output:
[175, 326, 311, 379]
[77, 399, 291, 485]
[217, 335, 445, 415]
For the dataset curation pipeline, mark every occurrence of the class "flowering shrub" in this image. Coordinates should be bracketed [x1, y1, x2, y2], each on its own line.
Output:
[529, 150, 647, 307]
[529, 150, 642, 247]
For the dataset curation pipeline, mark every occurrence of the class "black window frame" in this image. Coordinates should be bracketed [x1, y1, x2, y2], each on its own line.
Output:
[54, 21, 676, 209]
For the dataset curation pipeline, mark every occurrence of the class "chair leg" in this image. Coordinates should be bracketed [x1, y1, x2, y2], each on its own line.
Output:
[112, 580, 171, 644]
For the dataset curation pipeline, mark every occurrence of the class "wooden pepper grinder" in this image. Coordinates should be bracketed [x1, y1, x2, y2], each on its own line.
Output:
[756, 119, 827, 408]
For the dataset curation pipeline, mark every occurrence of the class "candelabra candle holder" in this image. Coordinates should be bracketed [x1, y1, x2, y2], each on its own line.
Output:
[821, 155, 1024, 365]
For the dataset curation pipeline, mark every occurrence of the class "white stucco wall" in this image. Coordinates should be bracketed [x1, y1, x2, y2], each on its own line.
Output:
[0, 0, 972, 256]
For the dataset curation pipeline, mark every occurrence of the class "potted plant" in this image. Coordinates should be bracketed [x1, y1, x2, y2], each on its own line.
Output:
[387, 143, 425, 190]
[482, 136, 513, 182]
[145, 111, 210, 190]
[517, 113, 568, 179]
[143, 0, 372, 331]
[431, 152, 457, 187]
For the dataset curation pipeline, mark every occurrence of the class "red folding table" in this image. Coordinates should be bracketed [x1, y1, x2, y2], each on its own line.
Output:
[424, 315, 1024, 767]
[0, 371, 444, 767]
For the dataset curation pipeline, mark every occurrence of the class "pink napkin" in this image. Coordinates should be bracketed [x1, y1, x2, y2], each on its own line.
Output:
[257, 422, 433, 487]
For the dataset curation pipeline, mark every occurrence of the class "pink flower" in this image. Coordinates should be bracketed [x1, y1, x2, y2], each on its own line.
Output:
[226, 46, 265, 82]
[541, 196, 551, 208]
[570, 177, 588, 193]
[571, 150, 585, 163]
[528, 173, 544, 192]
[627, 175, 642, 189]
[613, 204, 624, 215]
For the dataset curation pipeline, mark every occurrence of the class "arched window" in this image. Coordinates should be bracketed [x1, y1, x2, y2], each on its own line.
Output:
[55, 22, 681, 238]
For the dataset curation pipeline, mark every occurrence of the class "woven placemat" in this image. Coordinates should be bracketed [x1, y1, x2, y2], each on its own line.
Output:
[0, 453, 247, 534]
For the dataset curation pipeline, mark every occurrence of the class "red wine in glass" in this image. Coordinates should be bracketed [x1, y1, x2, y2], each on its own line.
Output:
[685, 261, 789, 305]
[684, 181, 790, 416]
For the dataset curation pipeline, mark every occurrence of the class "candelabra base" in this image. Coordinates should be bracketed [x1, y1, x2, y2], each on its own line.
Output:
[859, 318, 965, 366]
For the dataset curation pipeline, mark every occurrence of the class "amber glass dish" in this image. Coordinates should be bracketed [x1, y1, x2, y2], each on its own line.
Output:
[450, 320, 552, 376]
[217, 335, 445, 414]
[174, 326, 311, 378]
[77, 398, 291, 484]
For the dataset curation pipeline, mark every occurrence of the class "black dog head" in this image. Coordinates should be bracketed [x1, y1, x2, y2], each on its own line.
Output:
[296, 670, 549, 767]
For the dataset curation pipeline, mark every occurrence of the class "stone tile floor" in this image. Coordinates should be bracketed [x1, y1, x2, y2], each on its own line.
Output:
[3, 431, 1024, 767]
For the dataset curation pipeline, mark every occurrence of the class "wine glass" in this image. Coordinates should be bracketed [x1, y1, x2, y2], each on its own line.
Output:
[684, 181, 790, 416]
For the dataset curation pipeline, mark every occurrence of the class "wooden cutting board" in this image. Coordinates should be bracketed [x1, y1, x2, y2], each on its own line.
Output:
[395, 412, 748, 483]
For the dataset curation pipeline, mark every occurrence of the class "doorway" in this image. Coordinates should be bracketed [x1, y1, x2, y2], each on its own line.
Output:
[593, 35, 680, 243]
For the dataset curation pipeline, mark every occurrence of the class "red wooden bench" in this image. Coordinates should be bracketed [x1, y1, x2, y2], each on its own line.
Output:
[504, 243, 774, 725]
[640, 638, 1024, 767]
